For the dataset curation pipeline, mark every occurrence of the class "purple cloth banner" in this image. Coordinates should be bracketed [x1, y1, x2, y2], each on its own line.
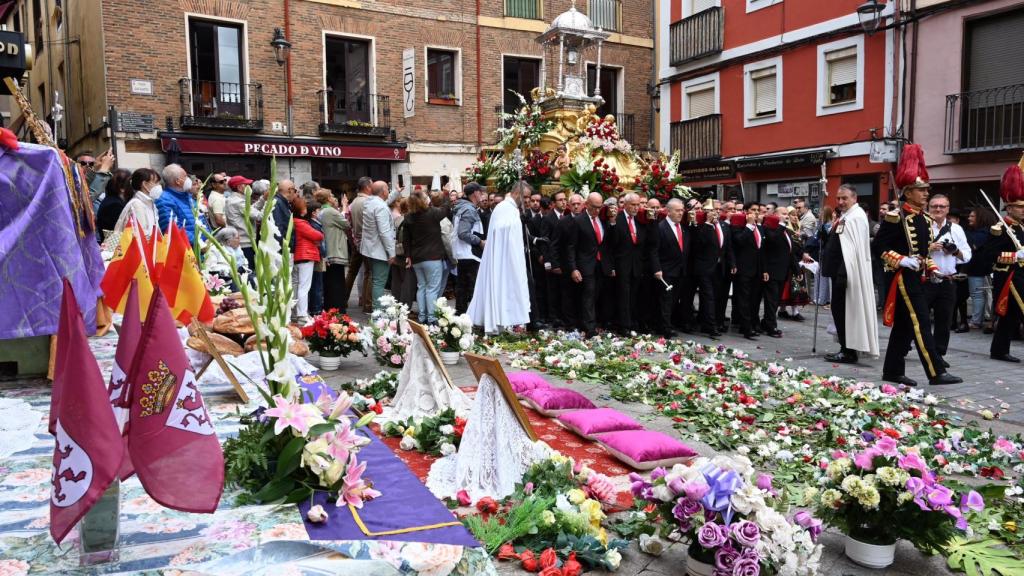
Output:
[297, 382, 480, 547]
[0, 144, 104, 338]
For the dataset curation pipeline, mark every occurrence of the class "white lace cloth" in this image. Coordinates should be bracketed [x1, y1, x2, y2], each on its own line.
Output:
[383, 334, 470, 424]
[196, 351, 318, 405]
[426, 374, 549, 502]
[0, 398, 43, 458]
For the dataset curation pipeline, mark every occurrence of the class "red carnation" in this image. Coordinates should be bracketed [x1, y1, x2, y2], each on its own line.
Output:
[520, 550, 539, 572]
[476, 496, 499, 516]
[563, 553, 582, 576]
[540, 548, 558, 569]
[497, 543, 520, 561]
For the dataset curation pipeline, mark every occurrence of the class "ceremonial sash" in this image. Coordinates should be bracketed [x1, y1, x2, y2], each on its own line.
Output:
[997, 271, 1015, 317]
[883, 270, 902, 327]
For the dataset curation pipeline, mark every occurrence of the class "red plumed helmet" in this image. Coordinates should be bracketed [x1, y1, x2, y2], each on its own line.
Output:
[895, 144, 930, 190]
[764, 214, 781, 229]
[1000, 164, 1024, 207]
[729, 213, 747, 228]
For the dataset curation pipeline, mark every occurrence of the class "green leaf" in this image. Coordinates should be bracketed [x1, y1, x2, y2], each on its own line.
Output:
[254, 477, 294, 503]
[355, 412, 376, 428]
[274, 436, 306, 480]
[946, 537, 1024, 576]
[308, 422, 336, 438]
[283, 486, 314, 504]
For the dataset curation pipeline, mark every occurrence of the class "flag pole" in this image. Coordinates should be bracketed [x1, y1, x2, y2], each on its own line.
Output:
[812, 161, 828, 355]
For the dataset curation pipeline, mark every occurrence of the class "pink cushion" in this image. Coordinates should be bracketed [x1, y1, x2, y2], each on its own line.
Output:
[558, 408, 644, 439]
[519, 387, 596, 416]
[595, 430, 698, 471]
[507, 371, 552, 395]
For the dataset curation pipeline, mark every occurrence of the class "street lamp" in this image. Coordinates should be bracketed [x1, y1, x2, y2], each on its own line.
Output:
[856, 0, 885, 35]
[270, 27, 292, 136]
[271, 27, 291, 66]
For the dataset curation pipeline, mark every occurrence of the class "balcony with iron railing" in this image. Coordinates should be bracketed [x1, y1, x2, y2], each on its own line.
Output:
[670, 6, 723, 67]
[178, 78, 263, 130]
[671, 114, 722, 163]
[944, 84, 1024, 154]
[588, 0, 621, 32]
[318, 91, 391, 138]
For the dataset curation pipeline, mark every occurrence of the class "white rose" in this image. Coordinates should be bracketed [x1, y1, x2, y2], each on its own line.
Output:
[451, 327, 462, 338]
[459, 336, 473, 350]
[604, 548, 622, 571]
[638, 534, 665, 556]
[651, 485, 674, 503]
[438, 317, 449, 327]
[399, 436, 418, 451]
[439, 424, 455, 435]
[440, 442, 456, 456]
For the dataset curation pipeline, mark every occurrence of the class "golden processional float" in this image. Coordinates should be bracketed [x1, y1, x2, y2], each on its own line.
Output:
[463, 1, 691, 204]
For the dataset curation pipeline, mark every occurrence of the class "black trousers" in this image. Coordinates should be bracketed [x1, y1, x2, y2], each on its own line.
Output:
[830, 273, 850, 352]
[242, 246, 257, 273]
[761, 278, 784, 332]
[883, 272, 944, 380]
[532, 258, 548, 321]
[597, 275, 615, 328]
[678, 275, 697, 329]
[695, 273, 717, 332]
[991, 279, 1024, 357]
[952, 277, 970, 327]
[580, 273, 601, 334]
[615, 272, 642, 332]
[640, 275, 660, 332]
[717, 272, 732, 327]
[562, 274, 582, 329]
[732, 275, 757, 334]
[323, 263, 347, 312]
[545, 269, 564, 326]
[924, 279, 956, 356]
[658, 274, 682, 334]
[455, 259, 479, 315]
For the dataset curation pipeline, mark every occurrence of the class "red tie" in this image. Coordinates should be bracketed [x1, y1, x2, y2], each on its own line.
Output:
[675, 222, 683, 251]
[715, 223, 723, 247]
[628, 216, 637, 245]
[592, 217, 603, 261]
[753, 226, 761, 249]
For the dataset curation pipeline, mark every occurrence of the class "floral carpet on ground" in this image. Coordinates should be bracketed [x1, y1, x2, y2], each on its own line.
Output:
[0, 332, 494, 575]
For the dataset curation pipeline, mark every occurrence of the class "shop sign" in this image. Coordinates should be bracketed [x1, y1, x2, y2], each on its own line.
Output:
[735, 151, 828, 172]
[161, 136, 408, 161]
[678, 161, 736, 183]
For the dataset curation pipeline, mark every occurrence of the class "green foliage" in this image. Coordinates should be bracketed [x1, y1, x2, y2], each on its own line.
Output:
[946, 537, 1024, 576]
[381, 408, 462, 456]
[222, 418, 274, 505]
[515, 458, 577, 500]
[463, 496, 555, 554]
[340, 370, 399, 402]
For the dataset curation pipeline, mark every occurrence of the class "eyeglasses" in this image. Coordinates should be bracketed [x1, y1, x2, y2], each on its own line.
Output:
[78, 161, 94, 168]
[930, 204, 949, 209]
[214, 179, 227, 185]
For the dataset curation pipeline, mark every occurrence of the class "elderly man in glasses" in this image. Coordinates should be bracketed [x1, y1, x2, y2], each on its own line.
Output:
[925, 193, 972, 365]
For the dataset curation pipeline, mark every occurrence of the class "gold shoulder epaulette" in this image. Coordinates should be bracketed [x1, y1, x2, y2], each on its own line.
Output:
[884, 211, 901, 224]
[991, 224, 1004, 236]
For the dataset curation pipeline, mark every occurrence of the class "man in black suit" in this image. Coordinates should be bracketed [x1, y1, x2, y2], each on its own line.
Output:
[649, 199, 689, 337]
[611, 193, 649, 334]
[729, 207, 763, 340]
[760, 213, 797, 338]
[540, 192, 567, 327]
[716, 202, 739, 332]
[691, 199, 732, 338]
[568, 192, 615, 338]
[552, 193, 585, 329]
[524, 193, 548, 325]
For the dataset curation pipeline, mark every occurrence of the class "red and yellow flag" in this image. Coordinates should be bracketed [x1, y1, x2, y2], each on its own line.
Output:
[155, 224, 214, 324]
[100, 224, 156, 318]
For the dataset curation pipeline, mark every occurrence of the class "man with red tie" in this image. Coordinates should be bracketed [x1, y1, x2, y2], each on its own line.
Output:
[760, 213, 799, 338]
[612, 193, 649, 335]
[568, 192, 616, 338]
[692, 199, 733, 338]
[649, 199, 690, 338]
[730, 203, 764, 340]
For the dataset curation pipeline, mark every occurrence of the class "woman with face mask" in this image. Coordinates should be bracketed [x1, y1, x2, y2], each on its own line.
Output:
[114, 167, 162, 240]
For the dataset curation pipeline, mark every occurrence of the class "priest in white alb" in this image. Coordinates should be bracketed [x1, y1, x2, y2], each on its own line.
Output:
[468, 181, 532, 333]
[821, 184, 879, 362]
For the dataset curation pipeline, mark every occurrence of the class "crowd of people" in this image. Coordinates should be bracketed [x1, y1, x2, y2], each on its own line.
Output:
[76, 143, 1024, 386]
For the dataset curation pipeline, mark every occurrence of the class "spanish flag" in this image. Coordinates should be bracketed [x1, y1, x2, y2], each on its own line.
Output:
[154, 223, 214, 325]
[100, 224, 156, 318]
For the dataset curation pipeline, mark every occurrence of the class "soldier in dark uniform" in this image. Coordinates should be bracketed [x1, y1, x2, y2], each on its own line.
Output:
[980, 164, 1024, 363]
[875, 144, 962, 386]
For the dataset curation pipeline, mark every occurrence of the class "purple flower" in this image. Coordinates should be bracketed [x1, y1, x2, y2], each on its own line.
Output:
[927, 484, 954, 508]
[698, 522, 728, 549]
[630, 473, 654, 500]
[794, 511, 823, 542]
[875, 436, 899, 457]
[755, 473, 775, 495]
[684, 480, 711, 501]
[854, 448, 879, 470]
[678, 497, 703, 517]
[668, 476, 686, 495]
[732, 557, 761, 576]
[906, 476, 931, 511]
[861, 431, 876, 443]
[898, 452, 929, 479]
[651, 467, 668, 481]
[714, 545, 740, 571]
[732, 520, 760, 547]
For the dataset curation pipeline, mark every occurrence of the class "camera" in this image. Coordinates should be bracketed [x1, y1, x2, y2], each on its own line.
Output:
[941, 239, 958, 254]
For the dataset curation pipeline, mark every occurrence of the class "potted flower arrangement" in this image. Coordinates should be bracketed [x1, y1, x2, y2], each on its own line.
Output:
[203, 165, 380, 510]
[431, 297, 475, 365]
[301, 309, 365, 371]
[630, 454, 823, 576]
[365, 294, 413, 368]
[813, 436, 982, 568]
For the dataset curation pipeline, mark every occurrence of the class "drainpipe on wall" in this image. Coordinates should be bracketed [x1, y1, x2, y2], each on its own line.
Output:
[285, 0, 293, 138]
[907, 0, 918, 142]
[475, 0, 483, 158]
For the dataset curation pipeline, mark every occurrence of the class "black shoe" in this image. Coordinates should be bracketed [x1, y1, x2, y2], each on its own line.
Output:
[705, 331, 721, 340]
[791, 313, 806, 322]
[954, 325, 969, 334]
[930, 373, 962, 385]
[662, 330, 677, 339]
[778, 310, 792, 320]
[743, 332, 759, 341]
[825, 352, 858, 364]
[882, 374, 917, 387]
[992, 354, 1021, 363]
[767, 330, 783, 338]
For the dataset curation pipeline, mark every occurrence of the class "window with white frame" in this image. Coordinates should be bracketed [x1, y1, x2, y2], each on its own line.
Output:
[426, 48, 460, 104]
[746, 0, 783, 14]
[816, 36, 864, 116]
[691, 0, 717, 15]
[743, 57, 782, 127]
[685, 82, 716, 119]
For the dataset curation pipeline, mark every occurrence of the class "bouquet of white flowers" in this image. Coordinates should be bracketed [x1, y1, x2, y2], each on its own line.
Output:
[431, 297, 475, 353]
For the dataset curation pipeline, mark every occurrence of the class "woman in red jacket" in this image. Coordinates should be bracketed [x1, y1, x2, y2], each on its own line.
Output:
[291, 197, 324, 324]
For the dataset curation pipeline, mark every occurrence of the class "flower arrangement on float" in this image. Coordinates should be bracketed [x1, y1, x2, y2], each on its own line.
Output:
[365, 294, 413, 368]
[430, 297, 475, 364]
[498, 91, 555, 150]
[577, 114, 632, 155]
[464, 451, 628, 573]
[637, 151, 694, 204]
[523, 148, 555, 191]
[202, 166, 380, 509]
[301, 309, 365, 370]
[464, 154, 500, 186]
[812, 436, 982, 568]
[626, 454, 822, 576]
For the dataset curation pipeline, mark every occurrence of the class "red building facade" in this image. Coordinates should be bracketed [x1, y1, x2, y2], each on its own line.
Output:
[657, 0, 900, 212]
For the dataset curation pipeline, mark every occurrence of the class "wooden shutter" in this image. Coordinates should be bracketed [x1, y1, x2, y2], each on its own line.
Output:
[751, 67, 777, 116]
[687, 84, 715, 119]
[691, 0, 716, 15]
[966, 9, 1024, 93]
[826, 47, 858, 88]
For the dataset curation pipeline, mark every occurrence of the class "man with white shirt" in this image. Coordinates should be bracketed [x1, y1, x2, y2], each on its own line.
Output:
[926, 194, 972, 364]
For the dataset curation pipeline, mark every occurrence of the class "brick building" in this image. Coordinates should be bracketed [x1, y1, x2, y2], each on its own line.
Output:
[2, 0, 653, 192]
[656, 0, 900, 212]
